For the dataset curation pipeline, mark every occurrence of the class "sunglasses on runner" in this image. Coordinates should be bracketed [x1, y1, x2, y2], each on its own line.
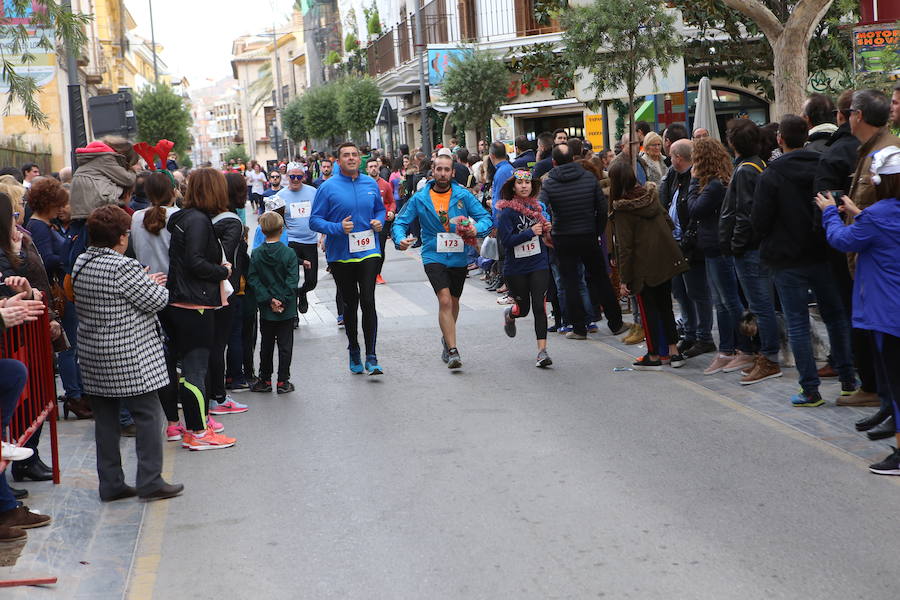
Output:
[288, 174, 303, 181]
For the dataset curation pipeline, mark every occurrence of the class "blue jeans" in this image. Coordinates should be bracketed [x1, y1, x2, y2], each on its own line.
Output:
[705, 255, 749, 354]
[672, 262, 714, 342]
[772, 262, 854, 394]
[58, 300, 83, 399]
[734, 250, 780, 361]
[550, 262, 595, 326]
[0, 359, 28, 512]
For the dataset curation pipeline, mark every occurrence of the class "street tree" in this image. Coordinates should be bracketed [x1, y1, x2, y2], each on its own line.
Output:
[295, 82, 344, 146]
[282, 96, 308, 143]
[717, 0, 836, 117]
[224, 144, 249, 164]
[1, 0, 92, 126]
[336, 76, 381, 141]
[561, 0, 681, 166]
[134, 83, 193, 163]
[440, 50, 509, 141]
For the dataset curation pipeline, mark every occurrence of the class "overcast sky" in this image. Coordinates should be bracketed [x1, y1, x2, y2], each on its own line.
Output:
[124, 0, 295, 90]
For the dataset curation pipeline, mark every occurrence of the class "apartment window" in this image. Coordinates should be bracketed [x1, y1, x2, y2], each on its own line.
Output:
[457, 0, 476, 41]
[514, 0, 560, 36]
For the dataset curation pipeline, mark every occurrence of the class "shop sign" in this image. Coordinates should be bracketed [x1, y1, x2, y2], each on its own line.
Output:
[854, 24, 900, 74]
[585, 114, 603, 151]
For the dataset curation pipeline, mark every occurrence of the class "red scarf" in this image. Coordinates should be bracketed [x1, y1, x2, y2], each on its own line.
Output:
[495, 195, 553, 247]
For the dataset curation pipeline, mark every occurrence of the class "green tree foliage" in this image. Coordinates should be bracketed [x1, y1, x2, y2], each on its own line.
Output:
[441, 50, 509, 139]
[337, 77, 381, 140]
[224, 144, 249, 164]
[282, 96, 307, 141]
[134, 83, 193, 162]
[292, 81, 344, 143]
[672, 0, 859, 99]
[1, 1, 92, 126]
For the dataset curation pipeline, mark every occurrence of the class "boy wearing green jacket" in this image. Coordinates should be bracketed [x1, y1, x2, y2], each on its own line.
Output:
[248, 211, 299, 394]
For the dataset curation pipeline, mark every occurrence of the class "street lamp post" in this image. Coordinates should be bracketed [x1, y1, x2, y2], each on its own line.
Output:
[148, 0, 159, 84]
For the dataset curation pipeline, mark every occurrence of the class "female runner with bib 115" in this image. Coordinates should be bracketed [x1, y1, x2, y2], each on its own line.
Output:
[496, 169, 554, 367]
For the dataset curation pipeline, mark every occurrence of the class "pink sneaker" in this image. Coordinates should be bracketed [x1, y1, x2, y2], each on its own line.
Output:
[703, 354, 733, 376]
[722, 351, 756, 373]
[166, 424, 186, 441]
[206, 416, 225, 433]
[182, 427, 236, 451]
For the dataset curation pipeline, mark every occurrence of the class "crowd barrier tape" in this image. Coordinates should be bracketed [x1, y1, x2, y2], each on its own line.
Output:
[0, 307, 60, 483]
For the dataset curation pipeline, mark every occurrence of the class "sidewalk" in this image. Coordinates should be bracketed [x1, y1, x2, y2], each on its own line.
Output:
[0, 417, 145, 599]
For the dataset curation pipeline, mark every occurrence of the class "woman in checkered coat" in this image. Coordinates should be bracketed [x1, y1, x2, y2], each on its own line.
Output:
[72, 206, 183, 502]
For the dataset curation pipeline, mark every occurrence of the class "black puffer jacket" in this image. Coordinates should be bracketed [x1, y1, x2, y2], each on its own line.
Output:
[719, 155, 766, 256]
[167, 208, 229, 306]
[538, 161, 607, 236]
[751, 149, 826, 269]
[813, 122, 859, 196]
[687, 177, 727, 257]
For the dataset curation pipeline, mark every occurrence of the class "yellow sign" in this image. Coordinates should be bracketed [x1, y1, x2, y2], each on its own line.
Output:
[585, 114, 604, 151]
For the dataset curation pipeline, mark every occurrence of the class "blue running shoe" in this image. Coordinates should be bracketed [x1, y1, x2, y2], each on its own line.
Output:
[791, 390, 824, 407]
[558, 325, 573, 334]
[365, 356, 383, 376]
[587, 323, 599, 334]
[349, 350, 363, 374]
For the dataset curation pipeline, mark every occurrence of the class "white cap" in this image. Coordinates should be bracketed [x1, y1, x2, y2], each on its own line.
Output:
[287, 161, 305, 173]
[870, 146, 900, 185]
[437, 147, 453, 158]
[264, 194, 286, 212]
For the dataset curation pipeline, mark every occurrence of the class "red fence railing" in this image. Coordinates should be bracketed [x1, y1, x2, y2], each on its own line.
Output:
[0, 308, 60, 483]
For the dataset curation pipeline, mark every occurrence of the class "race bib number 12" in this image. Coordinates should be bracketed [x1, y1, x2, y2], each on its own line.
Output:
[289, 201, 311, 219]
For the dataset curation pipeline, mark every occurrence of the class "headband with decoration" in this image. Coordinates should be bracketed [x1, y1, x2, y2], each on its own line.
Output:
[513, 169, 532, 181]
[133, 139, 177, 188]
[870, 146, 900, 185]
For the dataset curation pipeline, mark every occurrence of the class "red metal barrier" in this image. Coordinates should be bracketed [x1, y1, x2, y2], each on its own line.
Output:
[0, 308, 60, 483]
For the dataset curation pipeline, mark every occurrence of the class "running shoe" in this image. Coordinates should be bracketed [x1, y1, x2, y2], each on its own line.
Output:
[869, 447, 900, 476]
[250, 379, 272, 393]
[840, 380, 858, 396]
[337, 315, 345, 329]
[668, 353, 687, 368]
[225, 378, 249, 392]
[633, 354, 663, 371]
[207, 416, 225, 433]
[565, 331, 587, 340]
[277, 381, 295, 394]
[586, 323, 599, 334]
[166, 424, 186, 442]
[182, 428, 236, 451]
[447, 348, 462, 369]
[441, 337, 450, 363]
[365, 356, 383, 376]
[547, 323, 559, 333]
[558, 325, 573, 334]
[497, 294, 515, 305]
[209, 397, 249, 415]
[349, 350, 364, 374]
[536, 350, 552, 368]
[791, 390, 824, 407]
[503, 306, 517, 338]
[703, 354, 733, 375]
[376, 274, 386, 285]
[722, 351, 756, 373]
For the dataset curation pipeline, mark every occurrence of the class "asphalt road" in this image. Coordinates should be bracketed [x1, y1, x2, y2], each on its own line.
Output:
[135, 251, 900, 600]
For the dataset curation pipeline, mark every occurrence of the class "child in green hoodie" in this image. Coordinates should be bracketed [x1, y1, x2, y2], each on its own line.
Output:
[248, 212, 300, 394]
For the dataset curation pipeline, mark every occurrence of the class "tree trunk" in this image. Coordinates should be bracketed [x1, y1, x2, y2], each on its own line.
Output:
[628, 93, 636, 171]
[770, 33, 810, 119]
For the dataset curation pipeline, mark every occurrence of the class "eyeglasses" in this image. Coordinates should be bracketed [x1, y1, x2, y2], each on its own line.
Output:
[288, 174, 303, 181]
[270, 175, 280, 179]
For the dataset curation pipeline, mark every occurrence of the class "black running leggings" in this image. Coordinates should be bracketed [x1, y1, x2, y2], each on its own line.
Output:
[507, 269, 550, 340]
[330, 257, 379, 356]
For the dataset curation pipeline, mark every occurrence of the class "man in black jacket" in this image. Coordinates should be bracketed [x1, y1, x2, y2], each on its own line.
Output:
[660, 139, 715, 357]
[538, 143, 625, 338]
[721, 119, 782, 384]
[802, 93, 837, 153]
[511, 135, 536, 169]
[751, 115, 855, 407]
[812, 90, 880, 407]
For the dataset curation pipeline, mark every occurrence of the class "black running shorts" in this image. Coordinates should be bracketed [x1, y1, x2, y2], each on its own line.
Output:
[424, 263, 467, 298]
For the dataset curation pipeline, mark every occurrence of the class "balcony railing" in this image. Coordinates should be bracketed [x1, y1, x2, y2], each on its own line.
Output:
[366, 0, 449, 77]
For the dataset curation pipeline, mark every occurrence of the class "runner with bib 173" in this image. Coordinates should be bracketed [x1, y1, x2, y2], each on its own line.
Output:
[393, 153, 493, 369]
